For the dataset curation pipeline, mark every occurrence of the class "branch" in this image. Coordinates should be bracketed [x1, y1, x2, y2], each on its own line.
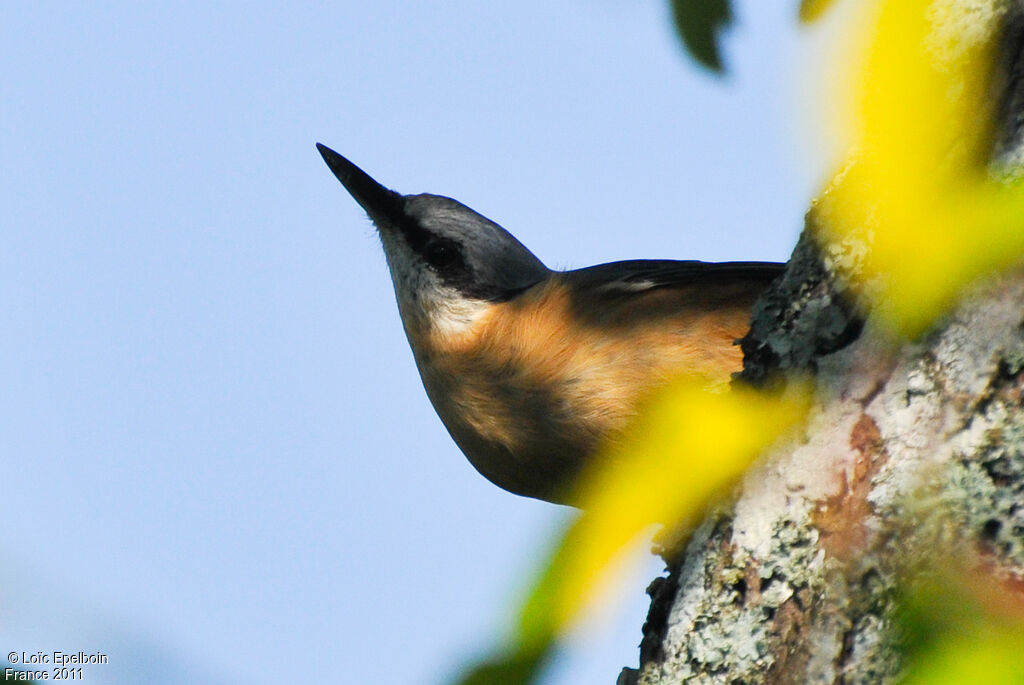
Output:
[624, 2, 1024, 682]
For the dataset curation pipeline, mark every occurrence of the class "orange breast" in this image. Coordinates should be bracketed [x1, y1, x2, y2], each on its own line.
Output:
[411, 276, 759, 502]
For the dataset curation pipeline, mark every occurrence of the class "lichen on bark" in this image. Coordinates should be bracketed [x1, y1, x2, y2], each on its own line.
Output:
[632, 218, 1024, 685]
[623, 2, 1024, 682]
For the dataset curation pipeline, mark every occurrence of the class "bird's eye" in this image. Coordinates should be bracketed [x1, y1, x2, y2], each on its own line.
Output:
[425, 240, 459, 269]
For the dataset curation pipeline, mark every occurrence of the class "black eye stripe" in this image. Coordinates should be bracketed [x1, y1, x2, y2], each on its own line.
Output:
[425, 240, 460, 268]
[394, 213, 433, 252]
[394, 210, 527, 302]
[394, 213, 464, 271]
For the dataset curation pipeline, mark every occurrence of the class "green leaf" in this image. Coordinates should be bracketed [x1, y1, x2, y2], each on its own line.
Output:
[669, 0, 734, 73]
[798, 0, 838, 23]
[898, 578, 1024, 685]
[450, 644, 553, 685]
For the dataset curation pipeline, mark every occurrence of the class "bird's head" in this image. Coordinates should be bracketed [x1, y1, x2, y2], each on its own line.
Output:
[317, 144, 550, 337]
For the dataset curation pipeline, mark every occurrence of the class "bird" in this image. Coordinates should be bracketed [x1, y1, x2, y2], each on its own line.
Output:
[316, 143, 785, 505]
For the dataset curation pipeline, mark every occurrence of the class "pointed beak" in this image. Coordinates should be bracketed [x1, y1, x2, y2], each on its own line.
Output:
[316, 143, 405, 223]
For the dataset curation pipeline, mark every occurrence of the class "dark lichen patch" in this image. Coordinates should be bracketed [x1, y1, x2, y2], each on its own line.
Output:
[731, 577, 749, 605]
[639, 573, 680, 666]
[999, 342, 1024, 378]
[943, 363, 1024, 569]
[616, 667, 640, 685]
[639, 516, 735, 672]
[982, 517, 1004, 541]
[830, 564, 901, 681]
[739, 218, 864, 386]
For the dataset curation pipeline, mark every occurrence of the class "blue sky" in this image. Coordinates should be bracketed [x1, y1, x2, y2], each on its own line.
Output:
[1, 2, 838, 683]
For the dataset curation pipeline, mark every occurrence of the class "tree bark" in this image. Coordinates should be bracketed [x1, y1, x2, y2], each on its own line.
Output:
[622, 1, 1024, 682]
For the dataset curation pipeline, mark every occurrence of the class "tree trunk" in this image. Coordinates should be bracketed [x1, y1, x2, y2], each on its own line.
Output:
[623, 2, 1024, 682]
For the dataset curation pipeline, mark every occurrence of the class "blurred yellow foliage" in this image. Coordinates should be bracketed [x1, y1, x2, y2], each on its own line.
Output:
[455, 379, 810, 685]
[904, 630, 1024, 684]
[454, 2, 1024, 683]
[821, 0, 1024, 336]
[518, 378, 810, 649]
[899, 569, 1024, 685]
[799, 0, 839, 23]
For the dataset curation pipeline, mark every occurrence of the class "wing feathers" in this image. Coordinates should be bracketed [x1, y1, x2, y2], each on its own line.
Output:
[562, 259, 785, 295]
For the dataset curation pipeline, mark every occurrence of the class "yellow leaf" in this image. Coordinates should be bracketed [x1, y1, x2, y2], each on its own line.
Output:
[517, 378, 810, 644]
[903, 631, 1024, 685]
[820, 0, 1024, 336]
[900, 572, 1024, 685]
[799, 0, 839, 23]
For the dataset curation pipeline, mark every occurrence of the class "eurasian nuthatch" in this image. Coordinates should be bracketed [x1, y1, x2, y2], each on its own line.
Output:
[317, 143, 783, 505]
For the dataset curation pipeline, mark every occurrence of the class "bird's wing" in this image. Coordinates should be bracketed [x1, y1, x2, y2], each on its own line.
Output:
[561, 259, 785, 296]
